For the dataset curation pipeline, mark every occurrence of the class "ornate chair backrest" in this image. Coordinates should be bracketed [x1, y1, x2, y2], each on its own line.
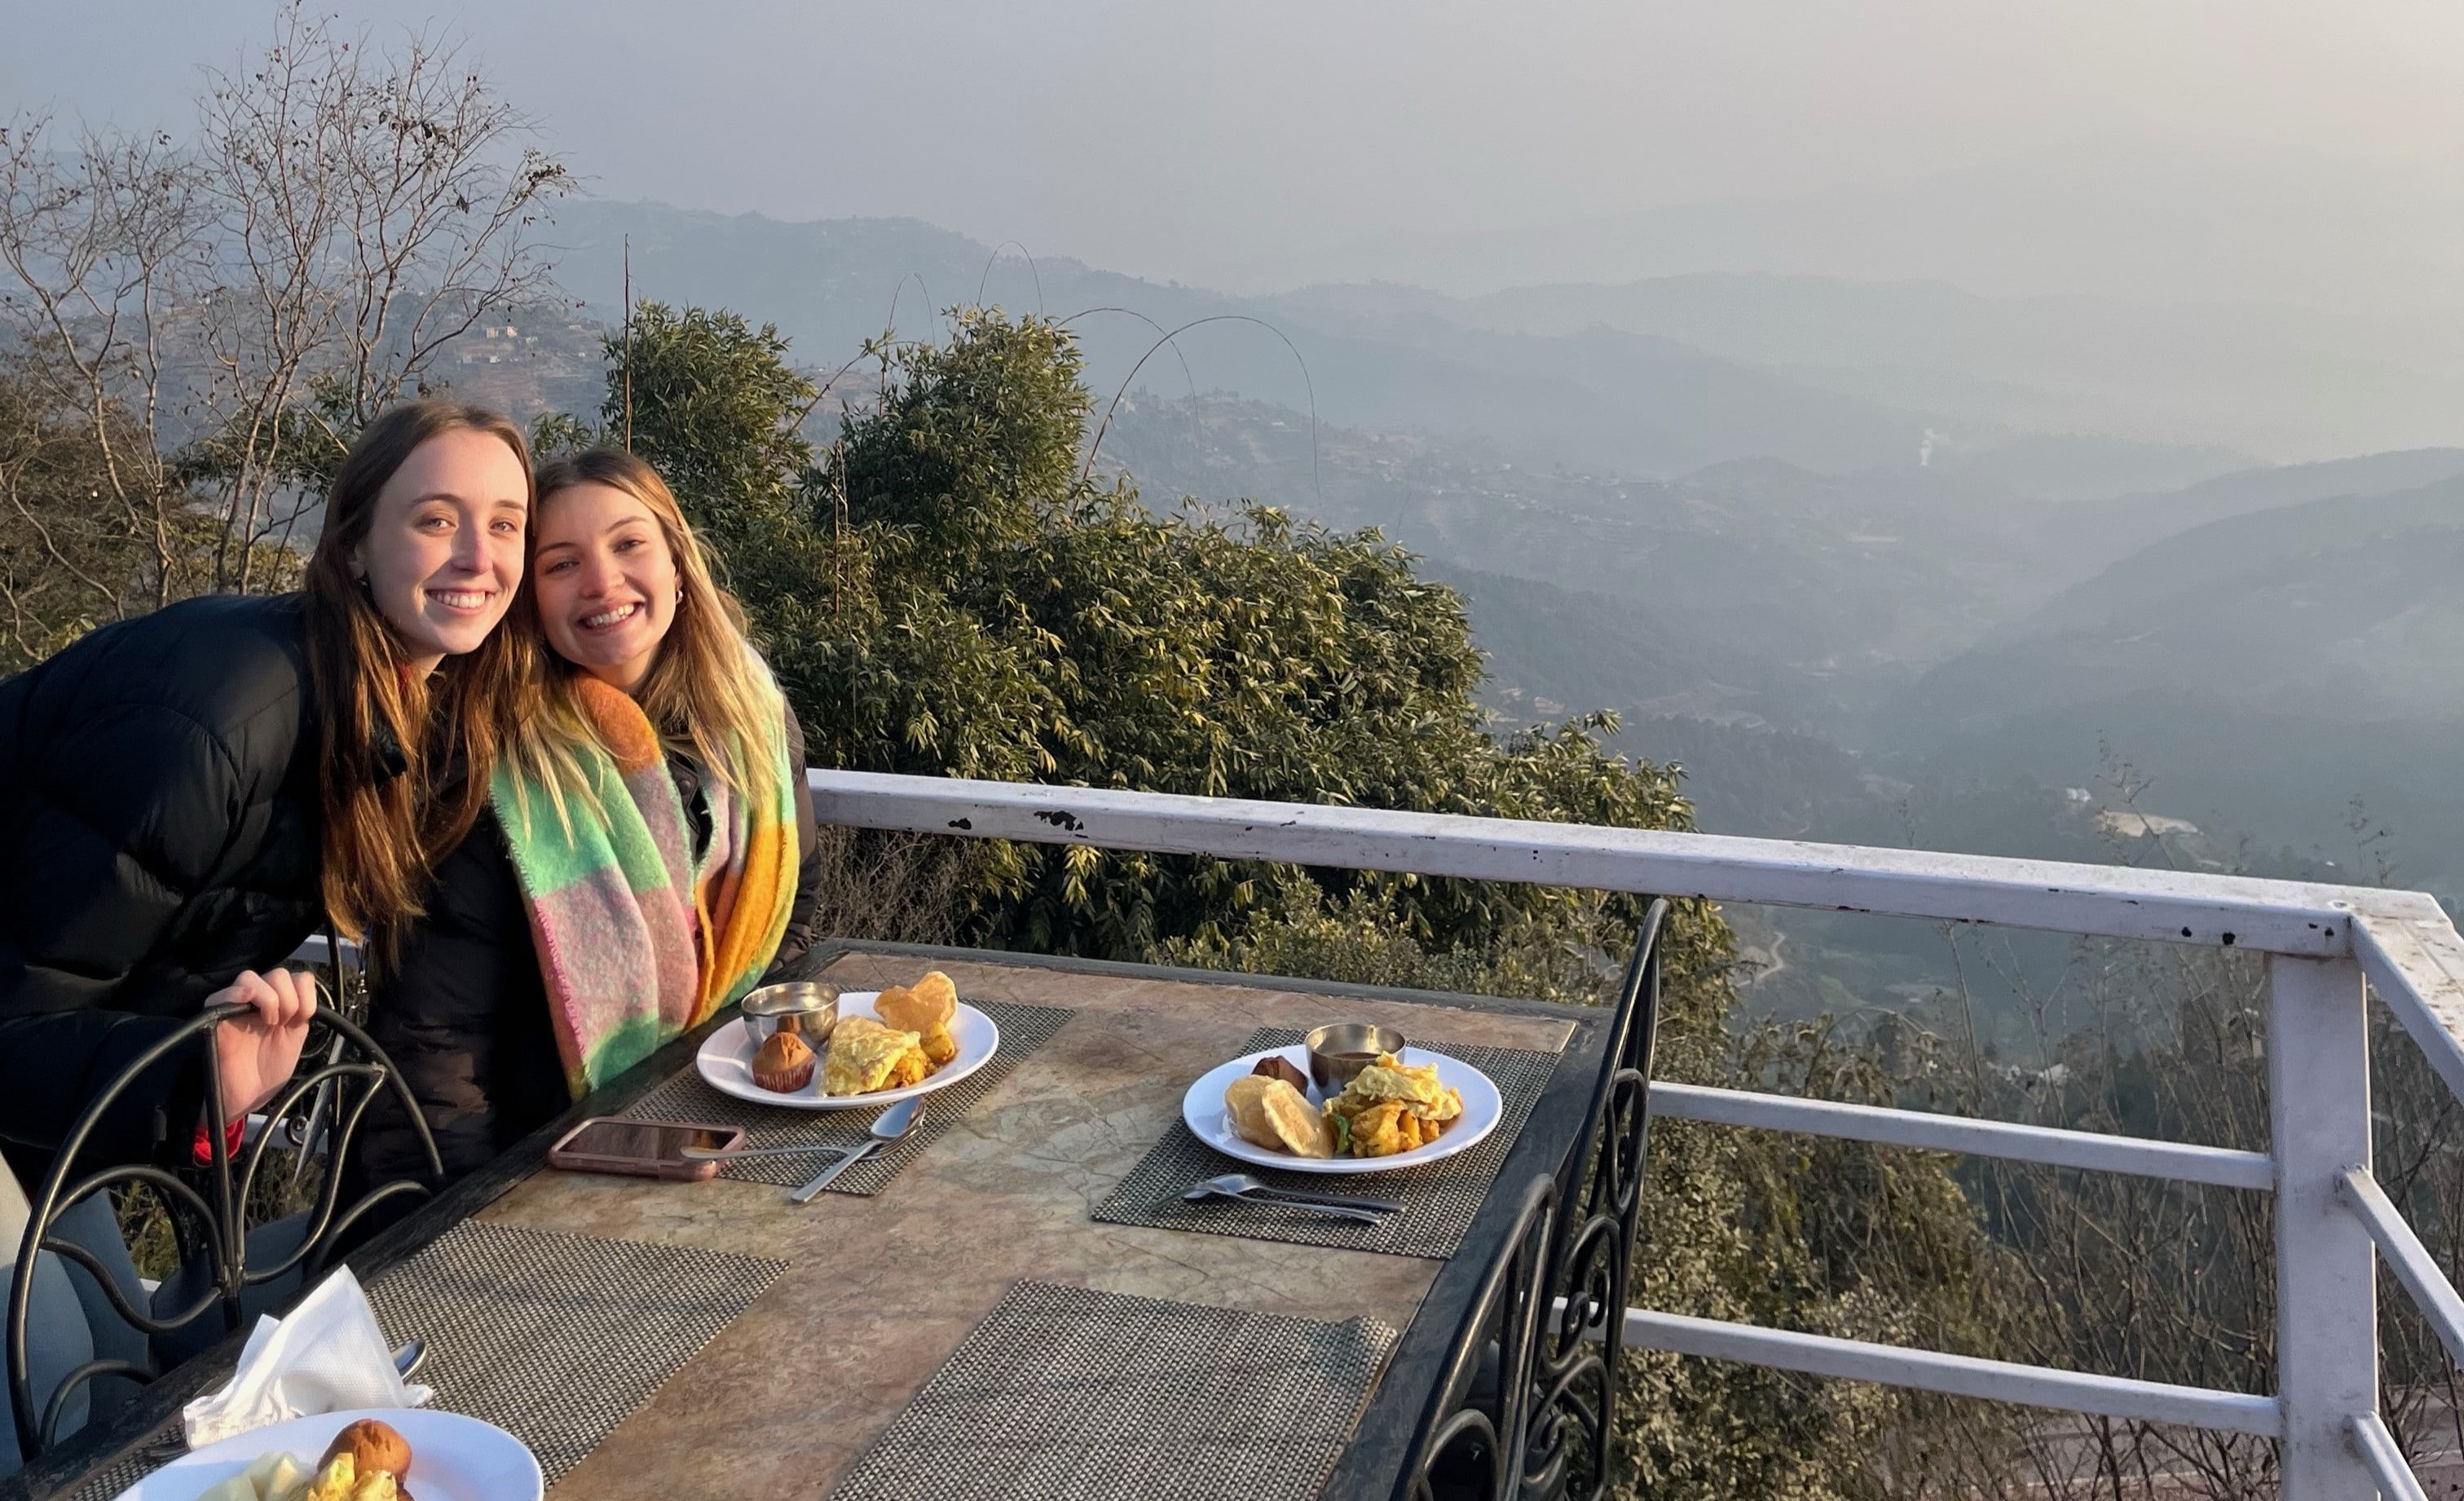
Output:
[1394, 1172, 1558, 1501]
[7, 1002, 442, 1461]
[1523, 898, 1668, 1500]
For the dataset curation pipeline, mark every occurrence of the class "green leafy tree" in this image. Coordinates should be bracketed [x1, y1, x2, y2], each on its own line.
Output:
[612, 303, 1694, 969]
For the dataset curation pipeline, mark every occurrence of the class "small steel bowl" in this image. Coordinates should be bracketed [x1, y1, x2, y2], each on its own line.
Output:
[740, 981, 840, 1048]
[1306, 1022, 1408, 1093]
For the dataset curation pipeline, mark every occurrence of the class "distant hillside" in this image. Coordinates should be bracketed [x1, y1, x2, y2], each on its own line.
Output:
[1416, 563, 1777, 725]
[1614, 715, 1875, 841]
[1900, 477, 2464, 732]
[1918, 691, 2464, 894]
[1100, 394, 2066, 730]
[2047, 448, 2464, 563]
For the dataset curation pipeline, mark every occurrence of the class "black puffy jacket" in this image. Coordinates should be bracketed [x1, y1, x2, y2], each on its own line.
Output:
[353, 708, 826, 1190]
[0, 594, 324, 1178]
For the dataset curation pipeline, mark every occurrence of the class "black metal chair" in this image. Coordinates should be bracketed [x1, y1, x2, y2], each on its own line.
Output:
[1522, 898, 1668, 1500]
[1394, 1172, 1558, 1501]
[7, 1000, 443, 1463]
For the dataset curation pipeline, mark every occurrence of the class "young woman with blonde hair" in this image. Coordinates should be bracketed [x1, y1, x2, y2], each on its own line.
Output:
[356, 448, 822, 1190]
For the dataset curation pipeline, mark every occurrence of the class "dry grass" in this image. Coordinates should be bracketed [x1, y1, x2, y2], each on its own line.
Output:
[799, 825, 972, 948]
[111, 1151, 321, 1282]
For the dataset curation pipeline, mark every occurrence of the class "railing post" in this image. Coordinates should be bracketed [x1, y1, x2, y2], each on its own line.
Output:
[2269, 953, 2376, 1498]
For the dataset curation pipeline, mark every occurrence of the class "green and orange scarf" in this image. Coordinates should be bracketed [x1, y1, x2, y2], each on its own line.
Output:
[491, 674, 799, 1099]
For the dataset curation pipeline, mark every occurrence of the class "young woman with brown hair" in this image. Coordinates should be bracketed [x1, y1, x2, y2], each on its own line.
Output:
[355, 448, 822, 1190]
[0, 400, 539, 1185]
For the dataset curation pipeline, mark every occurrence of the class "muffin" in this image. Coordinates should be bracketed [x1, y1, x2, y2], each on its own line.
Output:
[752, 1029, 818, 1092]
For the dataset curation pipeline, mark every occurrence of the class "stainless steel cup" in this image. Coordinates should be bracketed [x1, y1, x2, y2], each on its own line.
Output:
[1305, 1022, 1408, 1093]
[740, 981, 841, 1048]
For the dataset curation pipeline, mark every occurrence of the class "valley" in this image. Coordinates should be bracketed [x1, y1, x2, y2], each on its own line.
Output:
[531, 196, 2464, 1053]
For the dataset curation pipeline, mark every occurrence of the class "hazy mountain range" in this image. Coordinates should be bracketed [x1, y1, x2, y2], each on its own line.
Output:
[1263, 142, 2464, 322]
[543, 199, 2464, 487]
[531, 195, 2464, 910]
[1281, 276, 2464, 470]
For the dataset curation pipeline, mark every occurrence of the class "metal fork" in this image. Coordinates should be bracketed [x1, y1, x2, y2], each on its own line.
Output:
[680, 1141, 859, 1163]
[790, 1097, 925, 1203]
[1184, 1173, 1401, 1224]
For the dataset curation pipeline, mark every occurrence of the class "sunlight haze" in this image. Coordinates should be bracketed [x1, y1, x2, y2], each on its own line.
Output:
[7, 0, 2462, 307]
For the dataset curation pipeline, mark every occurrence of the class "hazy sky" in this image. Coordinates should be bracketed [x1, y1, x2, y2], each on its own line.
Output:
[7, 1, 2462, 306]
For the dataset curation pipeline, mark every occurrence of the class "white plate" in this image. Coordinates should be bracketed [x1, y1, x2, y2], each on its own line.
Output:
[115, 1408, 540, 1500]
[1180, 1045, 1501, 1175]
[695, 990, 998, 1110]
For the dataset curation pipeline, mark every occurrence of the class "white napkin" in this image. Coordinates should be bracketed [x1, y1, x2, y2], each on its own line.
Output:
[181, 1266, 432, 1446]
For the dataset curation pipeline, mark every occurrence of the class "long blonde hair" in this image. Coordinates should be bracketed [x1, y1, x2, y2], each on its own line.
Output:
[508, 448, 783, 827]
[303, 401, 544, 951]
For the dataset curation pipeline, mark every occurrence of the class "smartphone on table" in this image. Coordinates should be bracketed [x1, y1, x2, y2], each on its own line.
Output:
[546, 1117, 745, 1181]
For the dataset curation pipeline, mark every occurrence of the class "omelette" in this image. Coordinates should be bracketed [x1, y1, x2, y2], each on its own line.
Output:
[1325, 1053, 1463, 1158]
[1339, 1056, 1459, 1116]
[823, 1014, 932, 1096]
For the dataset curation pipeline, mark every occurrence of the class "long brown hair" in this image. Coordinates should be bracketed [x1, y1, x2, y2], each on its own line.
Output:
[512, 448, 783, 828]
[303, 400, 543, 950]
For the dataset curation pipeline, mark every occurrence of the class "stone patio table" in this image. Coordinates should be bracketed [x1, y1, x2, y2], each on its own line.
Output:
[15, 942, 1608, 1501]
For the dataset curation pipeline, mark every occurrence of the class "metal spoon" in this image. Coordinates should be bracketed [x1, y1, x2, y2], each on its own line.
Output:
[791, 1097, 925, 1203]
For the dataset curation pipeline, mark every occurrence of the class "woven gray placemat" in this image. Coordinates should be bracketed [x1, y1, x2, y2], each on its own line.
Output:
[60, 1221, 786, 1497]
[827, 1280, 1395, 1501]
[621, 1000, 1072, 1191]
[364, 1220, 786, 1484]
[1093, 1027, 1566, 1260]
[60, 1446, 156, 1501]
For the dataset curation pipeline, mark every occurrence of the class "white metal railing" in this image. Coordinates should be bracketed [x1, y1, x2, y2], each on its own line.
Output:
[809, 768, 2464, 1499]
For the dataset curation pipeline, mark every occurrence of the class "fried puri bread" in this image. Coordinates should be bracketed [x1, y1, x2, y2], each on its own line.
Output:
[875, 971, 960, 1066]
[1224, 1075, 1335, 1158]
[875, 971, 956, 1031]
[823, 1014, 932, 1096]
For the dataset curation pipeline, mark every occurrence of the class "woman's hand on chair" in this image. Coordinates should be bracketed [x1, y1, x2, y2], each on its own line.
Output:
[209, 968, 321, 1120]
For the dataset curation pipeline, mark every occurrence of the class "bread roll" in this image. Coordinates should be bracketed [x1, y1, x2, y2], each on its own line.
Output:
[320, 1418, 411, 1480]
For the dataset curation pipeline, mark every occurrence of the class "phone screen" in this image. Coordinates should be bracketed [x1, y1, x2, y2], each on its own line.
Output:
[560, 1120, 734, 1162]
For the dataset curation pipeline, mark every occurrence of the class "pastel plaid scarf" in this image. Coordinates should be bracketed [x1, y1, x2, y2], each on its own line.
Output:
[491, 674, 799, 1099]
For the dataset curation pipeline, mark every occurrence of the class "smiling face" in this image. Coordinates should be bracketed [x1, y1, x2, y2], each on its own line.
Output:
[350, 427, 530, 674]
[532, 479, 681, 694]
